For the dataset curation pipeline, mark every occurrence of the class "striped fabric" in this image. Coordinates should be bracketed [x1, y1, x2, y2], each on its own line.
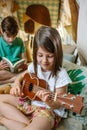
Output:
[16, 0, 60, 30]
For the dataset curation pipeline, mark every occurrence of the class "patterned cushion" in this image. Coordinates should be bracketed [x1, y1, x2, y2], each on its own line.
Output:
[63, 60, 87, 126]
[63, 59, 87, 94]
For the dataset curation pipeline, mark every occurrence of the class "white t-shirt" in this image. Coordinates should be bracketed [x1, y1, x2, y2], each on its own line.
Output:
[28, 63, 72, 117]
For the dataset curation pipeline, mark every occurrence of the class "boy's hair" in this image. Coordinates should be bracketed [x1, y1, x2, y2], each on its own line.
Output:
[1, 16, 19, 36]
[33, 26, 63, 76]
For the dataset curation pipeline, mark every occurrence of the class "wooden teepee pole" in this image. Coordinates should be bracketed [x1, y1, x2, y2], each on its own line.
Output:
[68, 0, 78, 42]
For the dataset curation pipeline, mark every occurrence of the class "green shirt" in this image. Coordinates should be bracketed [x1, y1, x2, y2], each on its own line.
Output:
[0, 36, 25, 64]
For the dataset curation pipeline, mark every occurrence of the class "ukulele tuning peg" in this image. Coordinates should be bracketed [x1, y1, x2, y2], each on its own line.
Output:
[71, 96, 76, 100]
[63, 94, 67, 97]
[61, 102, 65, 105]
[70, 105, 74, 109]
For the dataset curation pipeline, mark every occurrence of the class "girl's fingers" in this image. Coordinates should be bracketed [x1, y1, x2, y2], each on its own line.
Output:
[36, 90, 50, 101]
[10, 87, 21, 96]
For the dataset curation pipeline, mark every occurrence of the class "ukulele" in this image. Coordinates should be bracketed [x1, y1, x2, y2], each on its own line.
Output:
[22, 73, 84, 114]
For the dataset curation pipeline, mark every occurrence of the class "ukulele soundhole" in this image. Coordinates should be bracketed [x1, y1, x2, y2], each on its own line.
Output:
[29, 83, 33, 92]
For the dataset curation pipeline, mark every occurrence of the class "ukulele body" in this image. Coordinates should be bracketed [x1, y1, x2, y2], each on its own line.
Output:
[22, 73, 47, 100]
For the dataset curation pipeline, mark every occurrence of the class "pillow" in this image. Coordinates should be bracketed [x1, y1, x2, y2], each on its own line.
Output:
[63, 59, 87, 94]
[63, 59, 87, 117]
[63, 53, 75, 62]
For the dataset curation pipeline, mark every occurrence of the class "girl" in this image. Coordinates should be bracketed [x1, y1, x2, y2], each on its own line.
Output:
[0, 26, 71, 130]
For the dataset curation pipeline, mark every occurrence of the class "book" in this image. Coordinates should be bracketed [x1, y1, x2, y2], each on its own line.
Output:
[2, 57, 27, 73]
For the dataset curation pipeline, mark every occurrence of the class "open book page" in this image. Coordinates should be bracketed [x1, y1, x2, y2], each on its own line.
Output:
[2, 57, 13, 67]
[13, 59, 26, 72]
[2, 57, 26, 72]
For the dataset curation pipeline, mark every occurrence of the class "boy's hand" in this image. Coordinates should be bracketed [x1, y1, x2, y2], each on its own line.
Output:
[0, 60, 9, 70]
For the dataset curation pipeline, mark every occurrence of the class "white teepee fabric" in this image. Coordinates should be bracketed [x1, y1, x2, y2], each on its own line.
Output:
[77, 0, 87, 65]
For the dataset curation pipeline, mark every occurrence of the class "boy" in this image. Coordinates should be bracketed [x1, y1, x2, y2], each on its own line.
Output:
[0, 16, 27, 84]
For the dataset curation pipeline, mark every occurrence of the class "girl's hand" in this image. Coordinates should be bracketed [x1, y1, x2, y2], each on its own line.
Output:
[10, 81, 23, 97]
[37, 90, 61, 109]
[0, 60, 9, 70]
[10, 72, 26, 97]
[36, 90, 51, 102]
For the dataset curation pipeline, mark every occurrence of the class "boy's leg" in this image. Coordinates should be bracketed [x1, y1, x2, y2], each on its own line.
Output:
[0, 76, 16, 84]
[0, 70, 26, 84]
[0, 70, 15, 80]
[0, 70, 16, 84]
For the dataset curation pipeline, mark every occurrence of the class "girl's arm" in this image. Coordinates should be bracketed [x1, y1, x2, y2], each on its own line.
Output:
[10, 70, 28, 96]
[46, 86, 67, 109]
[55, 86, 67, 94]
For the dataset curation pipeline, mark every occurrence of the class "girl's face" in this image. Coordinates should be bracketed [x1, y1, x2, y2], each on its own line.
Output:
[37, 47, 55, 72]
[2, 32, 16, 44]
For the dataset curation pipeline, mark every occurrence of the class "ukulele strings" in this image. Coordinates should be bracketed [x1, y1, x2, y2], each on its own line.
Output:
[24, 81, 77, 101]
[25, 82, 79, 112]
[24, 82, 82, 113]
[25, 74, 79, 101]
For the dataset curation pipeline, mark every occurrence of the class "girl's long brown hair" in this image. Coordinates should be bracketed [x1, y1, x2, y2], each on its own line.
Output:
[33, 26, 63, 77]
